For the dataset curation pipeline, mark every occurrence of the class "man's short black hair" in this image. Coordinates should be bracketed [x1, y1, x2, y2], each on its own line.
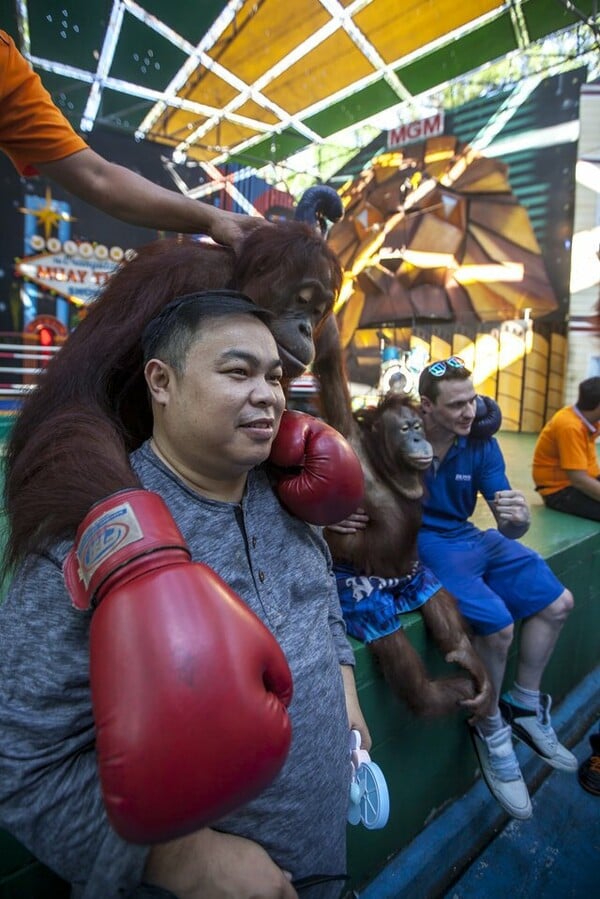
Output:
[142, 289, 273, 373]
[577, 376, 600, 411]
[419, 358, 472, 402]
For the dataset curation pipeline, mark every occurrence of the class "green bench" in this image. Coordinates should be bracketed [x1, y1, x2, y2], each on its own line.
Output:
[346, 433, 600, 891]
[1, 433, 599, 898]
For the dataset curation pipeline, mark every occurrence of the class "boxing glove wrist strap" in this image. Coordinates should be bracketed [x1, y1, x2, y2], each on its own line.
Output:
[64, 489, 190, 610]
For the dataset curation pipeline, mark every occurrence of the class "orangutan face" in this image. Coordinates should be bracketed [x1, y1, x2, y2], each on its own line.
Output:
[242, 257, 336, 378]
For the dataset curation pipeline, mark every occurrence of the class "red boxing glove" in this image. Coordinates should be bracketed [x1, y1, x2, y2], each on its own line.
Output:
[64, 489, 292, 844]
[269, 410, 365, 525]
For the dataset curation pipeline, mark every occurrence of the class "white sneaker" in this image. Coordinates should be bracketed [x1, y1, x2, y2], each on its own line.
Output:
[470, 723, 533, 820]
[500, 693, 578, 772]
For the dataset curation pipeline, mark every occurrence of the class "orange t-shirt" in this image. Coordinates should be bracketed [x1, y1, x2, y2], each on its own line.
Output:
[532, 405, 600, 496]
[0, 30, 87, 175]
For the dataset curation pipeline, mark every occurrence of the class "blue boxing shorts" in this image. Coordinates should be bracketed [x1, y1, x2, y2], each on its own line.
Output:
[335, 562, 441, 643]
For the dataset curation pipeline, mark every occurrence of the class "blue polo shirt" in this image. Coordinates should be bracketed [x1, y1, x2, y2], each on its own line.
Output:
[421, 436, 510, 537]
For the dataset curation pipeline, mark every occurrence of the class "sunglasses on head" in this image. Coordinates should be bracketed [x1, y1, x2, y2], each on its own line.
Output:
[426, 356, 465, 377]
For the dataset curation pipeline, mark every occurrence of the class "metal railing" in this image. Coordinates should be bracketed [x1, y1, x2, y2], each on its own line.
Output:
[0, 333, 62, 402]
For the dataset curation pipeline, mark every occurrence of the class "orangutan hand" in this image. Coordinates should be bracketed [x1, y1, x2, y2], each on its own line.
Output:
[445, 639, 494, 724]
[325, 508, 370, 534]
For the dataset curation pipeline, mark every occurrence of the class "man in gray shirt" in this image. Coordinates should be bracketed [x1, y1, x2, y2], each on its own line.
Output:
[0, 291, 368, 898]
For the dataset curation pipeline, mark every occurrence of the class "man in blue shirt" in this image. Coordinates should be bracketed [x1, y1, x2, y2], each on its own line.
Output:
[417, 357, 577, 820]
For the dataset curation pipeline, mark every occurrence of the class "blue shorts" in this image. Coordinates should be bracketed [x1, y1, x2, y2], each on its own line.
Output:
[335, 562, 441, 643]
[417, 528, 565, 636]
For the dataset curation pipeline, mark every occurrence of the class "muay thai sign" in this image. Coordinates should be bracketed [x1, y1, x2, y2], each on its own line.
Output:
[15, 238, 129, 306]
[387, 111, 445, 149]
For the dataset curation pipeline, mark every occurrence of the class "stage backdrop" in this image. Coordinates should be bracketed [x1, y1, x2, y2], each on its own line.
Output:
[325, 67, 588, 431]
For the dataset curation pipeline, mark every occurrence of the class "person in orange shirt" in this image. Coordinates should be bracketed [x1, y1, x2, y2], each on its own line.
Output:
[0, 29, 260, 249]
[532, 376, 600, 521]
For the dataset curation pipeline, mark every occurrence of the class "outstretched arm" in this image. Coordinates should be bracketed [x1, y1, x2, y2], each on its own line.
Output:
[39, 148, 265, 249]
[3, 33, 262, 249]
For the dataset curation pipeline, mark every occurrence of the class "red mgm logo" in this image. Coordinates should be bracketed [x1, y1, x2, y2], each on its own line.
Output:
[387, 112, 445, 149]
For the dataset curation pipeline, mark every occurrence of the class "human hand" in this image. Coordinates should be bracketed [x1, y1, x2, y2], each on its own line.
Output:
[144, 828, 298, 898]
[347, 709, 372, 753]
[325, 508, 369, 534]
[454, 671, 494, 725]
[209, 208, 271, 252]
[341, 665, 372, 751]
[445, 637, 494, 724]
[492, 490, 530, 525]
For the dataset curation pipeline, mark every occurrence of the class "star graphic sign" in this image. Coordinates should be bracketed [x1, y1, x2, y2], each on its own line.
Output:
[19, 186, 77, 240]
